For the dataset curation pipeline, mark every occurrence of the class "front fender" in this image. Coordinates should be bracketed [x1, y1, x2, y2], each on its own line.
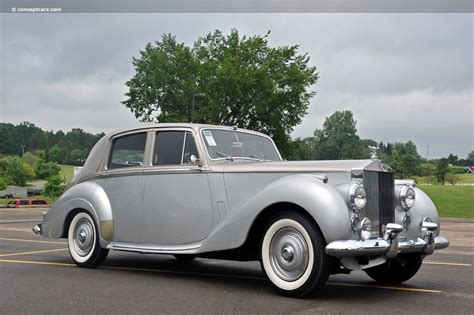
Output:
[199, 174, 351, 253]
[41, 181, 114, 243]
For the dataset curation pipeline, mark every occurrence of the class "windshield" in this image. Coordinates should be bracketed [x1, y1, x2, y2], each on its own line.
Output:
[201, 129, 281, 161]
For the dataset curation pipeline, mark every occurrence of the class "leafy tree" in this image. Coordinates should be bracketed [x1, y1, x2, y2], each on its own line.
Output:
[436, 158, 449, 185]
[22, 151, 38, 166]
[422, 164, 436, 184]
[312, 110, 361, 160]
[446, 153, 458, 165]
[466, 151, 474, 166]
[0, 156, 35, 186]
[35, 161, 61, 180]
[48, 145, 63, 163]
[68, 149, 88, 165]
[123, 29, 319, 157]
[0, 177, 7, 190]
[396, 154, 421, 178]
[43, 175, 65, 200]
[445, 173, 460, 185]
[287, 137, 317, 160]
[36, 149, 46, 161]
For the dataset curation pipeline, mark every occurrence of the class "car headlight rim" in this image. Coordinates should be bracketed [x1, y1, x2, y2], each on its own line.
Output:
[400, 186, 416, 210]
[348, 183, 367, 211]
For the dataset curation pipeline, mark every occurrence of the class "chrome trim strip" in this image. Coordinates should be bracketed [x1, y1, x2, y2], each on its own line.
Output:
[108, 241, 202, 254]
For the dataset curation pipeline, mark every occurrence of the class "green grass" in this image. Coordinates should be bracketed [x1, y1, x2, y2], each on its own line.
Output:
[59, 164, 75, 184]
[457, 173, 474, 184]
[418, 185, 474, 219]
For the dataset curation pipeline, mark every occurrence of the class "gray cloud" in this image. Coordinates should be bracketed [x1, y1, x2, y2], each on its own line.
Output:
[0, 13, 472, 158]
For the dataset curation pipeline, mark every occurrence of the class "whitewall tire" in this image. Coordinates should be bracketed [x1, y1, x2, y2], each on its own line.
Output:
[260, 211, 332, 298]
[68, 212, 108, 268]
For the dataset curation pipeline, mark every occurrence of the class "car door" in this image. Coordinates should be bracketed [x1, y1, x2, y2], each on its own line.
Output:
[100, 131, 148, 244]
[142, 130, 212, 246]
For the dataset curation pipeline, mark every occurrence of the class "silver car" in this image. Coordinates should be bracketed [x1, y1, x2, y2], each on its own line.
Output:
[33, 124, 449, 297]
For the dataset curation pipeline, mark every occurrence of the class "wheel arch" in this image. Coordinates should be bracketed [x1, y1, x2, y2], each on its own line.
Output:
[42, 181, 114, 243]
[240, 202, 326, 260]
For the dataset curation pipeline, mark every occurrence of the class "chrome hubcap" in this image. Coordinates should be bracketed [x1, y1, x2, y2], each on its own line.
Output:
[269, 227, 309, 281]
[73, 218, 94, 257]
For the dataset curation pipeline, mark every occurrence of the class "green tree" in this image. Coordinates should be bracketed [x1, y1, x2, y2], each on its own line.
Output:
[396, 154, 421, 178]
[48, 145, 63, 163]
[446, 153, 458, 165]
[422, 164, 436, 184]
[0, 156, 35, 186]
[43, 175, 65, 200]
[68, 149, 88, 165]
[0, 177, 7, 190]
[35, 161, 61, 180]
[436, 158, 449, 185]
[445, 173, 460, 185]
[22, 151, 38, 166]
[312, 110, 361, 160]
[122, 29, 318, 157]
[36, 149, 46, 161]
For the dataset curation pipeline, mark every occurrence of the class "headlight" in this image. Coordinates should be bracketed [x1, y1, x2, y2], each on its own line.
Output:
[400, 186, 416, 210]
[348, 184, 367, 211]
[359, 217, 372, 240]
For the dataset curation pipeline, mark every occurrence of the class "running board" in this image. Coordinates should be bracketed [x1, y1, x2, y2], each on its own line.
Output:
[108, 242, 202, 254]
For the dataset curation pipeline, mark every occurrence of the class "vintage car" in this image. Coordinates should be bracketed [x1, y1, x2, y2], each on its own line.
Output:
[33, 124, 449, 297]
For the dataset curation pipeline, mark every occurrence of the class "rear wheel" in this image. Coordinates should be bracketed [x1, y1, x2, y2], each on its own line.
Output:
[68, 212, 108, 268]
[364, 254, 423, 284]
[260, 211, 332, 298]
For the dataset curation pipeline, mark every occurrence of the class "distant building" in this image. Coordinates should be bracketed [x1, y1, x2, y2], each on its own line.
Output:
[467, 166, 474, 174]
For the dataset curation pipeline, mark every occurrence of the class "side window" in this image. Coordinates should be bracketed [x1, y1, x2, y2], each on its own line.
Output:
[154, 131, 185, 165]
[32, 200, 40, 205]
[153, 131, 199, 165]
[182, 132, 199, 164]
[19, 200, 29, 205]
[109, 133, 147, 169]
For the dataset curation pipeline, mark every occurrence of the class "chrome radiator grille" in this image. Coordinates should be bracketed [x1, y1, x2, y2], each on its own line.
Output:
[363, 170, 395, 237]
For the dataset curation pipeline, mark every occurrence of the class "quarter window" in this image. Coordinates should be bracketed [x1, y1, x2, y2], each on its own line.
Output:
[108, 133, 147, 169]
[153, 131, 199, 165]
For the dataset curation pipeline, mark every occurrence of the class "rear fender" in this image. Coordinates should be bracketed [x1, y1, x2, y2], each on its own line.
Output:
[41, 181, 113, 246]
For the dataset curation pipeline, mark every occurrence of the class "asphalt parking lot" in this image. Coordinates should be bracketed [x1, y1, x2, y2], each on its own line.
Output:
[1, 207, 473, 314]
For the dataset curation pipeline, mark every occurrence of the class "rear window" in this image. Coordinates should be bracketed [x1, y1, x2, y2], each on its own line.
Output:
[109, 133, 147, 169]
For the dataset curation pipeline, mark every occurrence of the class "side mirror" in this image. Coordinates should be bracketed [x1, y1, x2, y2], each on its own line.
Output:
[190, 154, 201, 166]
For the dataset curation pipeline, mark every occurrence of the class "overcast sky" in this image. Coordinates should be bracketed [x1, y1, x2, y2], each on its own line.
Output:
[0, 13, 472, 158]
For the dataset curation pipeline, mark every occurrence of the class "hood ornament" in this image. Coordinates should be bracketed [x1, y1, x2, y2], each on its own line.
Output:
[368, 146, 379, 161]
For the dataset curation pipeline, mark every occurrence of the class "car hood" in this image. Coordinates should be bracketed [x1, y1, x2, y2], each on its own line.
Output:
[218, 159, 390, 175]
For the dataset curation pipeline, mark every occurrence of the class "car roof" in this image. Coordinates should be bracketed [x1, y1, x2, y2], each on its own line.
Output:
[104, 123, 261, 139]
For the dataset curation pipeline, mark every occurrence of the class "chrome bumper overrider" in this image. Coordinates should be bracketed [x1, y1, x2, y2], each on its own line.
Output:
[325, 222, 449, 258]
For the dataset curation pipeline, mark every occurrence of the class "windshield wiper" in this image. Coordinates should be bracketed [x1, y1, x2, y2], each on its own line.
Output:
[249, 154, 265, 161]
[216, 151, 234, 161]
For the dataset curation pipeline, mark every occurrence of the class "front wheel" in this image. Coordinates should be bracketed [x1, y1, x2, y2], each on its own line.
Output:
[68, 212, 108, 268]
[364, 254, 423, 284]
[260, 211, 332, 298]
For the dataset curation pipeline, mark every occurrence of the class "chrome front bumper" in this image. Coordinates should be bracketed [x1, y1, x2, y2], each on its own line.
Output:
[325, 222, 449, 259]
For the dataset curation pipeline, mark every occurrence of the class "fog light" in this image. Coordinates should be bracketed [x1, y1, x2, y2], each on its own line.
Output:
[359, 217, 372, 241]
